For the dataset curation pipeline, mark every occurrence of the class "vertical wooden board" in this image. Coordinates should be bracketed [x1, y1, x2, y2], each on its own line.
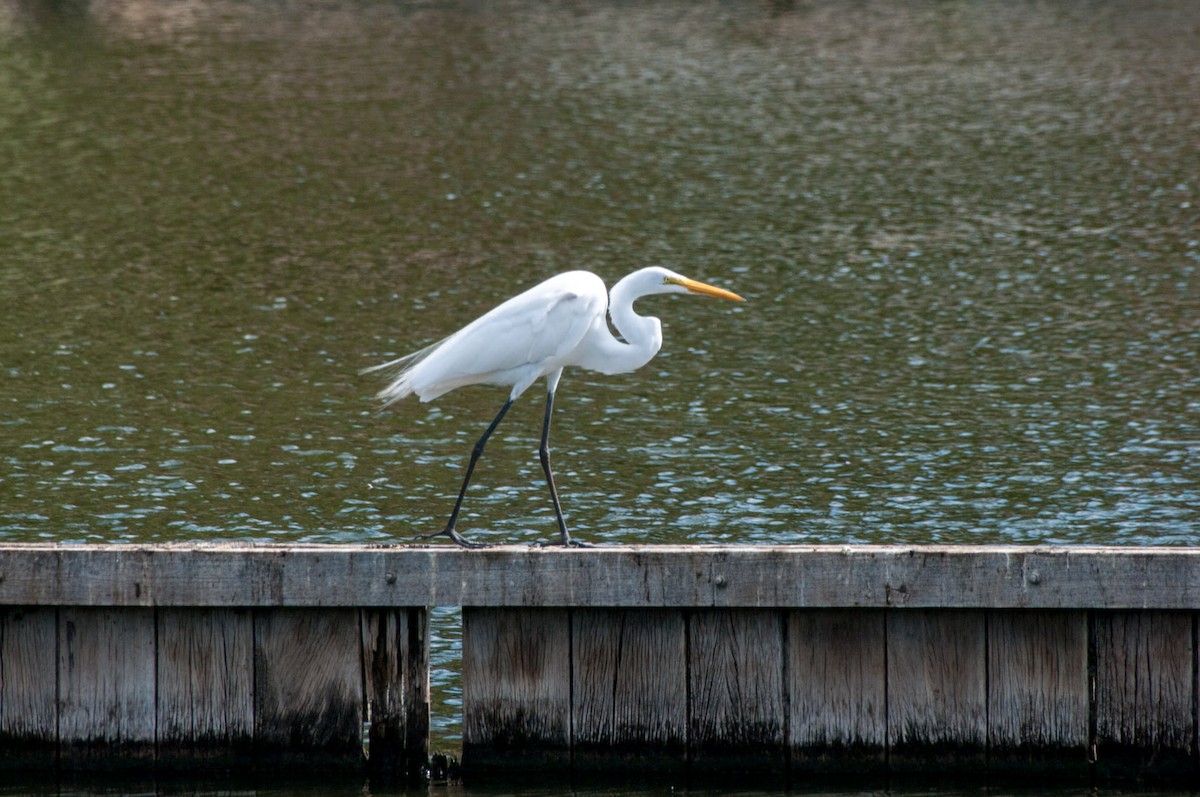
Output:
[59, 608, 156, 768]
[787, 609, 886, 774]
[688, 609, 785, 775]
[886, 610, 986, 773]
[987, 611, 1089, 777]
[402, 608, 431, 779]
[461, 607, 570, 773]
[253, 608, 364, 769]
[0, 608, 58, 768]
[156, 608, 254, 770]
[362, 607, 429, 781]
[1093, 611, 1194, 780]
[572, 608, 687, 772]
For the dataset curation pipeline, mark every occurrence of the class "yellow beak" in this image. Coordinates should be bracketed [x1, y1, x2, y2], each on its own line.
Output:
[670, 276, 745, 302]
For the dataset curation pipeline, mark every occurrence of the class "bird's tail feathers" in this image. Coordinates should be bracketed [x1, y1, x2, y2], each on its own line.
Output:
[361, 336, 448, 408]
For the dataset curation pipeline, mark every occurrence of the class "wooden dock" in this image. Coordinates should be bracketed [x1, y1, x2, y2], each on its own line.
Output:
[0, 543, 1197, 783]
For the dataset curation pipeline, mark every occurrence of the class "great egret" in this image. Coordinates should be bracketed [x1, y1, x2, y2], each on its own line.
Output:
[365, 267, 744, 547]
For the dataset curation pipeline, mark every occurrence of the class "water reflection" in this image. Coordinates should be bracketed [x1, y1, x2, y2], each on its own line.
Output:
[1, 0, 1197, 548]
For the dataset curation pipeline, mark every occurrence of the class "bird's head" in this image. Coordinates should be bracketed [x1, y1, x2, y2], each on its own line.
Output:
[638, 267, 745, 302]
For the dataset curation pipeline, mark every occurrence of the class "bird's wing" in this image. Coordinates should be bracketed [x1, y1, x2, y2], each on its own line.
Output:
[403, 273, 607, 400]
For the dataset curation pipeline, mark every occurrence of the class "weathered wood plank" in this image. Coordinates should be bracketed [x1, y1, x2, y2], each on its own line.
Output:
[0, 608, 58, 768]
[2, 544, 1199, 609]
[1093, 611, 1195, 780]
[461, 608, 571, 772]
[987, 610, 1089, 777]
[362, 607, 429, 780]
[712, 547, 1200, 609]
[156, 608, 254, 770]
[886, 610, 987, 773]
[59, 608, 156, 768]
[572, 608, 687, 771]
[688, 609, 785, 774]
[786, 609, 886, 773]
[400, 608, 431, 779]
[253, 608, 364, 769]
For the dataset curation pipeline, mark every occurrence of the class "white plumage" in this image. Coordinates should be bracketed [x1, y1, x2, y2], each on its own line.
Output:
[367, 271, 608, 404]
[365, 266, 743, 547]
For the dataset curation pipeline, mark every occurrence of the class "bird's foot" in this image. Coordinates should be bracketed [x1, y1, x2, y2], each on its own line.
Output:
[532, 535, 593, 548]
[559, 532, 595, 548]
[416, 525, 488, 549]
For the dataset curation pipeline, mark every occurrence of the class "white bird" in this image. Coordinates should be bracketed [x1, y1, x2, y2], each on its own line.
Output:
[365, 267, 744, 547]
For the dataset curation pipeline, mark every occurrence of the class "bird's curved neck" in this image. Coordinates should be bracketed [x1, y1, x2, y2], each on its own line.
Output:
[603, 273, 663, 373]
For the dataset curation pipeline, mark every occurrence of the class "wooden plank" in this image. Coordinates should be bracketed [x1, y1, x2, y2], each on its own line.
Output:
[2, 544, 1200, 609]
[253, 608, 364, 769]
[461, 608, 570, 772]
[987, 610, 1089, 778]
[571, 608, 687, 772]
[58, 608, 156, 768]
[362, 607, 429, 781]
[0, 608, 58, 768]
[156, 608, 254, 770]
[400, 609, 429, 777]
[886, 610, 986, 773]
[401, 608, 431, 780]
[787, 609, 886, 773]
[1093, 611, 1195, 780]
[688, 609, 785, 775]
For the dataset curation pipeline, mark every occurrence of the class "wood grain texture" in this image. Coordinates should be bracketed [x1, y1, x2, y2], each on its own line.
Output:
[886, 610, 986, 773]
[987, 610, 1089, 777]
[688, 609, 785, 773]
[58, 608, 156, 768]
[156, 608, 254, 769]
[1093, 611, 1195, 779]
[3, 544, 1200, 609]
[0, 543, 1199, 780]
[572, 608, 687, 771]
[362, 607, 429, 780]
[401, 609, 431, 777]
[461, 607, 571, 771]
[253, 608, 364, 769]
[0, 608, 58, 768]
[787, 609, 886, 772]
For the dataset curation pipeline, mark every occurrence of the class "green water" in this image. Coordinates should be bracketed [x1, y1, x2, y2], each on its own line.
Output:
[2, 0, 1198, 778]
[3, 0, 1197, 549]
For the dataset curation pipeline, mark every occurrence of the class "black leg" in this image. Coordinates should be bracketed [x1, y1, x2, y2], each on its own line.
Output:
[539, 389, 584, 547]
[419, 398, 513, 548]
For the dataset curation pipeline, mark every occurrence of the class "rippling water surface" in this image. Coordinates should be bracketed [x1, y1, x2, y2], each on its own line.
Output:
[2, 0, 1198, 755]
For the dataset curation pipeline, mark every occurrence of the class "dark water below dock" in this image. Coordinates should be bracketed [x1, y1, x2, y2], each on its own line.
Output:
[2, 775, 1199, 797]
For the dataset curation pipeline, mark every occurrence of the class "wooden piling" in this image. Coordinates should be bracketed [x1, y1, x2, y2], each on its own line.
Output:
[0, 557, 430, 779]
[0, 543, 1197, 782]
[156, 608, 254, 770]
[253, 608, 364, 768]
[787, 609, 887, 773]
[571, 608, 688, 772]
[0, 607, 58, 769]
[59, 608, 157, 769]
[886, 610, 988, 773]
[986, 610, 1089, 777]
[461, 607, 571, 772]
[1093, 611, 1195, 780]
[688, 608, 786, 775]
